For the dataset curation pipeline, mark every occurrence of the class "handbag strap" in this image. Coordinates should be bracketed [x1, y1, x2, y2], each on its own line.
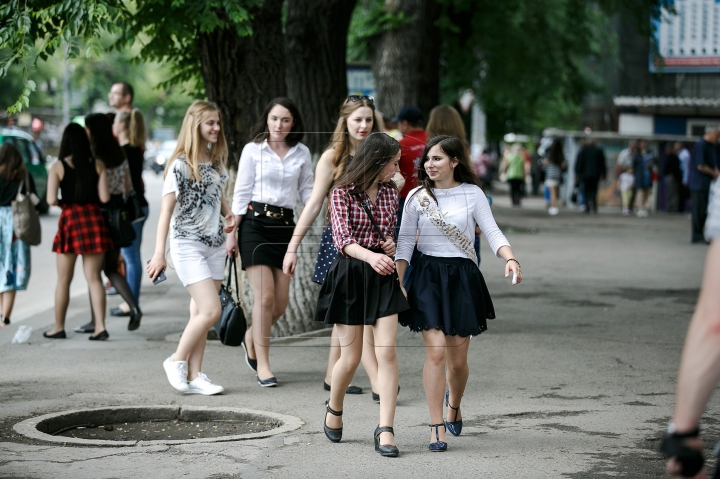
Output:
[353, 193, 387, 241]
[15, 172, 27, 200]
[224, 255, 241, 303]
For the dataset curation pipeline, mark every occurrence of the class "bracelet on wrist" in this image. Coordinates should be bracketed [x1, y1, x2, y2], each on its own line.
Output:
[506, 258, 520, 267]
[667, 422, 700, 438]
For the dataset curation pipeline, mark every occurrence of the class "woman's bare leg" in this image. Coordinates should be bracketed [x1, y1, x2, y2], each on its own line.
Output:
[183, 279, 222, 380]
[82, 253, 107, 334]
[51, 253, 77, 334]
[445, 335, 471, 424]
[373, 315, 399, 447]
[175, 278, 222, 379]
[422, 329, 448, 444]
[326, 324, 363, 430]
[246, 265, 276, 379]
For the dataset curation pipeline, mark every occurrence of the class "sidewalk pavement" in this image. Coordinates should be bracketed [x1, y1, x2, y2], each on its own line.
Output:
[0, 203, 713, 478]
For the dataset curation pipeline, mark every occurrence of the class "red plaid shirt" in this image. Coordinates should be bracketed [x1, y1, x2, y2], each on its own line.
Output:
[330, 183, 398, 257]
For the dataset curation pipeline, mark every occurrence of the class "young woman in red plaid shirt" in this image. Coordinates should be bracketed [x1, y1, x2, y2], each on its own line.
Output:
[314, 132, 410, 457]
[45, 123, 112, 340]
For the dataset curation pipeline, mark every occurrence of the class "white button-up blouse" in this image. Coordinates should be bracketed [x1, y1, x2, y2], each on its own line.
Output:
[231, 140, 314, 215]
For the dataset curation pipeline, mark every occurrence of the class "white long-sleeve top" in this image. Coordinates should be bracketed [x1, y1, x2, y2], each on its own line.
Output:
[231, 140, 314, 215]
[396, 183, 510, 264]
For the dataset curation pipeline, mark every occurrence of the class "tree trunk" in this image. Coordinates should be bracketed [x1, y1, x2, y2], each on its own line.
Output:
[369, 0, 426, 118]
[197, 0, 286, 165]
[416, 0, 441, 117]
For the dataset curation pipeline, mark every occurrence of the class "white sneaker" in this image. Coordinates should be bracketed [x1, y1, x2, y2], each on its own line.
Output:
[548, 207, 559, 216]
[186, 372, 224, 395]
[163, 356, 189, 392]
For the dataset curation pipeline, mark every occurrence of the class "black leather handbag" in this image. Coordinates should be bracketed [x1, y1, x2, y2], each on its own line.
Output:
[104, 202, 136, 248]
[213, 255, 247, 346]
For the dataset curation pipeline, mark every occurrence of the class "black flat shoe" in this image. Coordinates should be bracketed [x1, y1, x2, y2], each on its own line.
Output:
[89, 330, 109, 341]
[110, 307, 131, 317]
[323, 399, 343, 443]
[372, 385, 400, 403]
[73, 322, 94, 333]
[43, 330, 67, 339]
[127, 308, 143, 331]
[241, 337, 257, 372]
[323, 381, 363, 395]
[257, 376, 277, 387]
[445, 391, 463, 436]
[374, 425, 399, 457]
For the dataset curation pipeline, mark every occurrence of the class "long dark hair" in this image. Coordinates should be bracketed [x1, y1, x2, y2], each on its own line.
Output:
[411, 135, 481, 205]
[333, 132, 400, 195]
[85, 113, 126, 168]
[548, 138, 565, 166]
[58, 122, 98, 201]
[251, 97, 305, 146]
[0, 142, 26, 181]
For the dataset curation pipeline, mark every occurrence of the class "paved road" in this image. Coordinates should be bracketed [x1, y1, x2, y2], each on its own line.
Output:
[0, 186, 714, 478]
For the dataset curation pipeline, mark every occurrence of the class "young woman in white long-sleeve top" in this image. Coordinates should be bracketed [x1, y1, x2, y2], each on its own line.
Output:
[226, 97, 314, 387]
[396, 135, 523, 452]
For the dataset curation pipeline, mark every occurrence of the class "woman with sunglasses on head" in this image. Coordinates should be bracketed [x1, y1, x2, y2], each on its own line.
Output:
[283, 95, 402, 399]
[315, 132, 409, 456]
[396, 135, 523, 452]
[227, 97, 313, 388]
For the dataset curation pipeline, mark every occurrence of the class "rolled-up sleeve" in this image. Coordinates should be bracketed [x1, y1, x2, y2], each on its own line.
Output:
[330, 188, 356, 256]
[232, 144, 255, 215]
[396, 191, 418, 263]
[297, 147, 314, 205]
[474, 188, 510, 257]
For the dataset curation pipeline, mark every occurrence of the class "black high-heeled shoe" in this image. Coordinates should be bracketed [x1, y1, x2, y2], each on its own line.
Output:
[428, 423, 448, 452]
[374, 425, 399, 457]
[43, 330, 67, 339]
[323, 399, 343, 443]
[445, 391, 462, 436]
[127, 308, 143, 331]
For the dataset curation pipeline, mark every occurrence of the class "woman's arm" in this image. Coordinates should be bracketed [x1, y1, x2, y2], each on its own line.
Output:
[46, 161, 62, 207]
[147, 192, 176, 282]
[96, 161, 110, 203]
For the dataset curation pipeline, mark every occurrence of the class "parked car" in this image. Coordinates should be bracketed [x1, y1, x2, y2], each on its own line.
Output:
[151, 140, 177, 174]
[0, 127, 50, 213]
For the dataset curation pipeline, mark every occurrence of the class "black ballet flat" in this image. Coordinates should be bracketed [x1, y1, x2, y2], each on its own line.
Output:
[43, 330, 67, 339]
[323, 399, 343, 443]
[127, 308, 143, 331]
[445, 391, 463, 436]
[372, 385, 400, 404]
[110, 307, 131, 317]
[89, 330, 109, 341]
[73, 322, 94, 333]
[323, 381, 363, 395]
[241, 337, 257, 372]
[374, 425, 399, 457]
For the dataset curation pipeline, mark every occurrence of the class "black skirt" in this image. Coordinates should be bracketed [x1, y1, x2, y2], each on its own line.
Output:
[314, 255, 410, 326]
[239, 214, 295, 271]
[399, 255, 495, 337]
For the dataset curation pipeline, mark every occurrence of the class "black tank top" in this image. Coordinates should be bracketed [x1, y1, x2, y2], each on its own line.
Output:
[59, 158, 100, 205]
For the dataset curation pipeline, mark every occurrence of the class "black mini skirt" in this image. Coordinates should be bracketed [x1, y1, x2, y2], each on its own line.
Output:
[239, 214, 295, 271]
[314, 254, 410, 326]
[399, 254, 495, 337]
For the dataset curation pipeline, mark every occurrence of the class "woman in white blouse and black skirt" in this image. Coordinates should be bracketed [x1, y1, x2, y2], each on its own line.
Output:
[396, 135, 523, 452]
[227, 97, 313, 388]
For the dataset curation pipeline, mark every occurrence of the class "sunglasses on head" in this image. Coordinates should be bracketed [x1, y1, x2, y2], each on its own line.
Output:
[347, 95, 374, 104]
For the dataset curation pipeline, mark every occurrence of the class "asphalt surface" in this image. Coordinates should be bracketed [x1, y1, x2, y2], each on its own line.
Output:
[0, 179, 714, 478]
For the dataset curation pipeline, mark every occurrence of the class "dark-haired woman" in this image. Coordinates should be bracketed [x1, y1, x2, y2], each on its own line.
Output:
[226, 97, 313, 387]
[78, 113, 142, 333]
[0, 142, 37, 328]
[396, 135, 523, 452]
[544, 138, 566, 216]
[45, 123, 112, 340]
[315, 132, 409, 457]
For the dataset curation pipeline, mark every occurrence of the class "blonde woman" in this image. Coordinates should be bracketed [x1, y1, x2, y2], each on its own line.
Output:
[147, 101, 235, 395]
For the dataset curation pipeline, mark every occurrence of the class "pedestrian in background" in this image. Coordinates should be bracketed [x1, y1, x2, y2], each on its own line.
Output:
[543, 138, 566, 216]
[108, 81, 135, 113]
[283, 95, 382, 398]
[0, 142, 36, 328]
[530, 144, 544, 196]
[634, 140, 655, 217]
[148, 101, 235, 395]
[314, 132, 408, 457]
[112, 109, 149, 318]
[80, 113, 142, 332]
[574, 138, 607, 214]
[227, 97, 313, 388]
[394, 105, 427, 233]
[677, 142, 691, 213]
[502, 144, 526, 207]
[45, 123, 112, 340]
[689, 125, 719, 243]
[619, 166, 635, 216]
[664, 143, 682, 213]
[396, 135, 522, 452]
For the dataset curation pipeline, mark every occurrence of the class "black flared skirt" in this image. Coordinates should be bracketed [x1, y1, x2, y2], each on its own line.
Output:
[399, 254, 495, 337]
[239, 214, 295, 271]
[314, 255, 410, 326]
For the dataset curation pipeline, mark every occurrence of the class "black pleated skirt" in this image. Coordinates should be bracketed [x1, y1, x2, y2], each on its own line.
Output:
[399, 254, 495, 337]
[239, 214, 295, 271]
[314, 255, 410, 326]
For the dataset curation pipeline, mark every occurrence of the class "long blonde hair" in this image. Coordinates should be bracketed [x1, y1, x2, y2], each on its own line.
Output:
[326, 98, 381, 181]
[165, 101, 228, 182]
[426, 105, 470, 155]
[116, 108, 147, 148]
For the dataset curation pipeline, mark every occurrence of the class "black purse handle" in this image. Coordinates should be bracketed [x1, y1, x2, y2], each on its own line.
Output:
[224, 255, 240, 302]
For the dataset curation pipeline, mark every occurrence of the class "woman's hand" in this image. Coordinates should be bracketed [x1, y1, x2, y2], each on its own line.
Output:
[226, 231, 238, 257]
[223, 213, 236, 233]
[380, 236, 396, 256]
[147, 254, 167, 282]
[283, 252, 298, 277]
[505, 259, 522, 285]
[367, 252, 395, 276]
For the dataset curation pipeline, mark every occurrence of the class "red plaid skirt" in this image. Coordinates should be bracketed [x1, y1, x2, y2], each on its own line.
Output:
[52, 203, 113, 254]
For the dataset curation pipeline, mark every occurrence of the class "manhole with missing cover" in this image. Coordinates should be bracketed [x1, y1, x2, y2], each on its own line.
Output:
[14, 405, 303, 446]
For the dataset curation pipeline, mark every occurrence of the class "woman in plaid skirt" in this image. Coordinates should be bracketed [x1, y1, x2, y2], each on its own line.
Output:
[45, 123, 112, 340]
[314, 132, 409, 457]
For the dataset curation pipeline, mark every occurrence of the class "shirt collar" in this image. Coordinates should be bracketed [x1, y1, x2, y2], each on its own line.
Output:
[259, 139, 299, 157]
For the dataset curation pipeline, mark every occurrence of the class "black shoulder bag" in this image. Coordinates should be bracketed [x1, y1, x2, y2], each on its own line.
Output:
[213, 255, 247, 346]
